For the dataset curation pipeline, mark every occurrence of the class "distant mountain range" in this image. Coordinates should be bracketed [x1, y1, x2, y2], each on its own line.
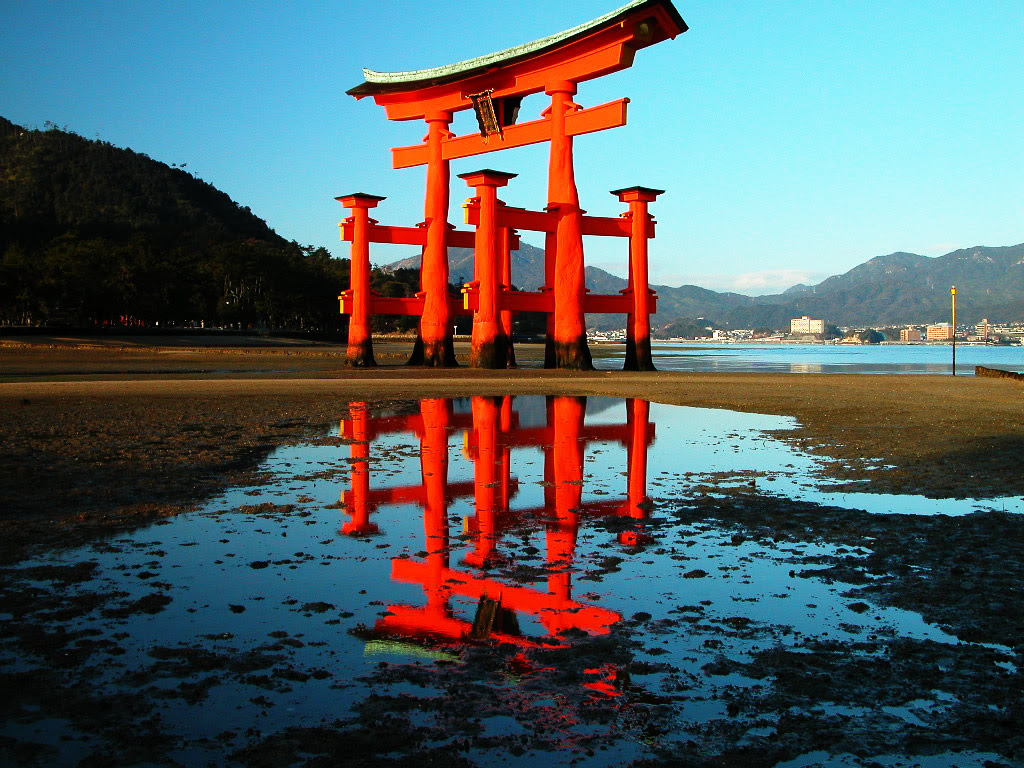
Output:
[4, 114, 1019, 332]
[387, 242, 1024, 331]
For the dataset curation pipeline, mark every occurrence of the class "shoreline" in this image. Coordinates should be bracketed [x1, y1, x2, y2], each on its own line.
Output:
[2, 340, 1023, 564]
[2, 341, 1024, 764]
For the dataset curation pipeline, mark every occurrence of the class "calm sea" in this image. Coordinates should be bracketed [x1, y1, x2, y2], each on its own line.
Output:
[591, 342, 1023, 374]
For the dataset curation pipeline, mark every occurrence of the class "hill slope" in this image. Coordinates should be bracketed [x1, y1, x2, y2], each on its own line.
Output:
[10, 115, 1014, 332]
[773, 245, 1024, 325]
[0, 117, 346, 328]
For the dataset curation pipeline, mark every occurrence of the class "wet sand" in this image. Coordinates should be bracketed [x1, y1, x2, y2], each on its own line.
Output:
[2, 335, 1023, 561]
[3, 338, 1023, 539]
[2, 337, 1023, 766]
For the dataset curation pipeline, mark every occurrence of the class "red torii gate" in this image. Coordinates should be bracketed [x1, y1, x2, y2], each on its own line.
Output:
[340, 0, 686, 369]
[336, 395, 656, 647]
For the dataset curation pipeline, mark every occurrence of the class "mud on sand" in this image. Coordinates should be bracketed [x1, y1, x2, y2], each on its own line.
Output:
[1, 340, 1023, 765]
[2, 340, 1023, 550]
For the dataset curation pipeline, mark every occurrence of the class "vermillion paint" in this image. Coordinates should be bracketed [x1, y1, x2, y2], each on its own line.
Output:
[337, 395, 656, 645]
[547, 84, 593, 370]
[343, 0, 687, 369]
[614, 186, 664, 371]
[416, 113, 458, 367]
[336, 195, 383, 368]
[461, 171, 515, 368]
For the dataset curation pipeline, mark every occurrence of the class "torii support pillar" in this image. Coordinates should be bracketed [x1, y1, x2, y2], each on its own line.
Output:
[546, 395, 586, 618]
[547, 81, 593, 371]
[499, 228, 517, 369]
[460, 170, 516, 369]
[336, 194, 384, 367]
[340, 402, 379, 535]
[418, 398, 452, 610]
[409, 110, 458, 368]
[613, 187, 664, 371]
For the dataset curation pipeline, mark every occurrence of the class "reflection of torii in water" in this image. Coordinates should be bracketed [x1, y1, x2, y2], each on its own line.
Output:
[338, 399, 478, 536]
[338, 395, 655, 648]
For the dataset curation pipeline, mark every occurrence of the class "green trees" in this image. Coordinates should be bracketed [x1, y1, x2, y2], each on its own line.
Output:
[656, 317, 715, 339]
[0, 117, 351, 331]
[857, 328, 885, 344]
[369, 267, 419, 334]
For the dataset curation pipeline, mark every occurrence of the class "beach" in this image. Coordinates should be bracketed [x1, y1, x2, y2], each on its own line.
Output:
[2, 338, 1023, 560]
[2, 336, 1023, 766]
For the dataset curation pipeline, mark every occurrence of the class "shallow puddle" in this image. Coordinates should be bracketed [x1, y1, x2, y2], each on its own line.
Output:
[2, 397, 1021, 766]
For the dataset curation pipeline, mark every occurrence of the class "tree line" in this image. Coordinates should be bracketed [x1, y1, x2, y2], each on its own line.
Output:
[0, 117, 430, 333]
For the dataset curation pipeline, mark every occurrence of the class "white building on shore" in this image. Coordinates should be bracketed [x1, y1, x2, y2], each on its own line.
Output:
[790, 316, 824, 335]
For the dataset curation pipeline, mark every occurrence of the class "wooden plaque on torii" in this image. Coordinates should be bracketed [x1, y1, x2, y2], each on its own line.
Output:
[339, 0, 686, 369]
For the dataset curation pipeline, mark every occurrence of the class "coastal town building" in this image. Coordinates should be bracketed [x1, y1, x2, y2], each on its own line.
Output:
[926, 323, 954, 341]
[790, 316, 824, 335]
[900, 327, 922, 342]
[982, 322, 1024, 342]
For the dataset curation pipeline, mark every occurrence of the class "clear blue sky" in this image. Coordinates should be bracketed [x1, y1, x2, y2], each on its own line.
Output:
[3, 0, 1022, 294]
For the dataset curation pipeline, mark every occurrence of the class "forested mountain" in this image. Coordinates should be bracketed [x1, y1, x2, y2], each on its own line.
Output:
[0, 117, 354, 329]
[5, 116, 1019, 333]
[391, 242, 1024, 331]
[758, 245, 1024, 326]
[388, 242, 548, 291]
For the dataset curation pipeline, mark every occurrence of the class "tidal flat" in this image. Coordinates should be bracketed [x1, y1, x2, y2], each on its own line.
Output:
[1, 339, 1023, 767]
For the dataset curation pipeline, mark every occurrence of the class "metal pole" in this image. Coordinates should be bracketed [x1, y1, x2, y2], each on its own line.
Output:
[950, 285, 957, 376]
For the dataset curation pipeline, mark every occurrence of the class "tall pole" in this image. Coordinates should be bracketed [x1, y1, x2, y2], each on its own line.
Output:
[337, 194, 384, 368]
[415, 110, 457, 367]
[546, 80, 593, 370]
[460, 170, 515, 368]
[951, 285, 957, 376]
[614, 187, 663, 371]
[498, 224, 517, 368]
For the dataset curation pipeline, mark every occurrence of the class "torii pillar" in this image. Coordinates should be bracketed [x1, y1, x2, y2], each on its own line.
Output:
[407, 111, 458, 367]
[337, 194, 384, 367]
[614, 186, 664, 371]
[460, 169, 517, 368]
[547, 81, 593, 370]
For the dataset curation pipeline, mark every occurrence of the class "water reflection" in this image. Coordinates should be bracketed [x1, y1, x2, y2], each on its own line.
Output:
[609, 342, 1024, 374]
[4, 396, 1022, 766]
[338, 396, 653, 652]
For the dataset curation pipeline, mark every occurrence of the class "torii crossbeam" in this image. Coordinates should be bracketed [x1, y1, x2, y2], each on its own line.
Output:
[341, 0, 686, 369]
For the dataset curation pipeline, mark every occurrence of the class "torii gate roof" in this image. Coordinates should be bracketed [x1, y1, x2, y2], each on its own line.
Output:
[347, 0, 686, 100]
